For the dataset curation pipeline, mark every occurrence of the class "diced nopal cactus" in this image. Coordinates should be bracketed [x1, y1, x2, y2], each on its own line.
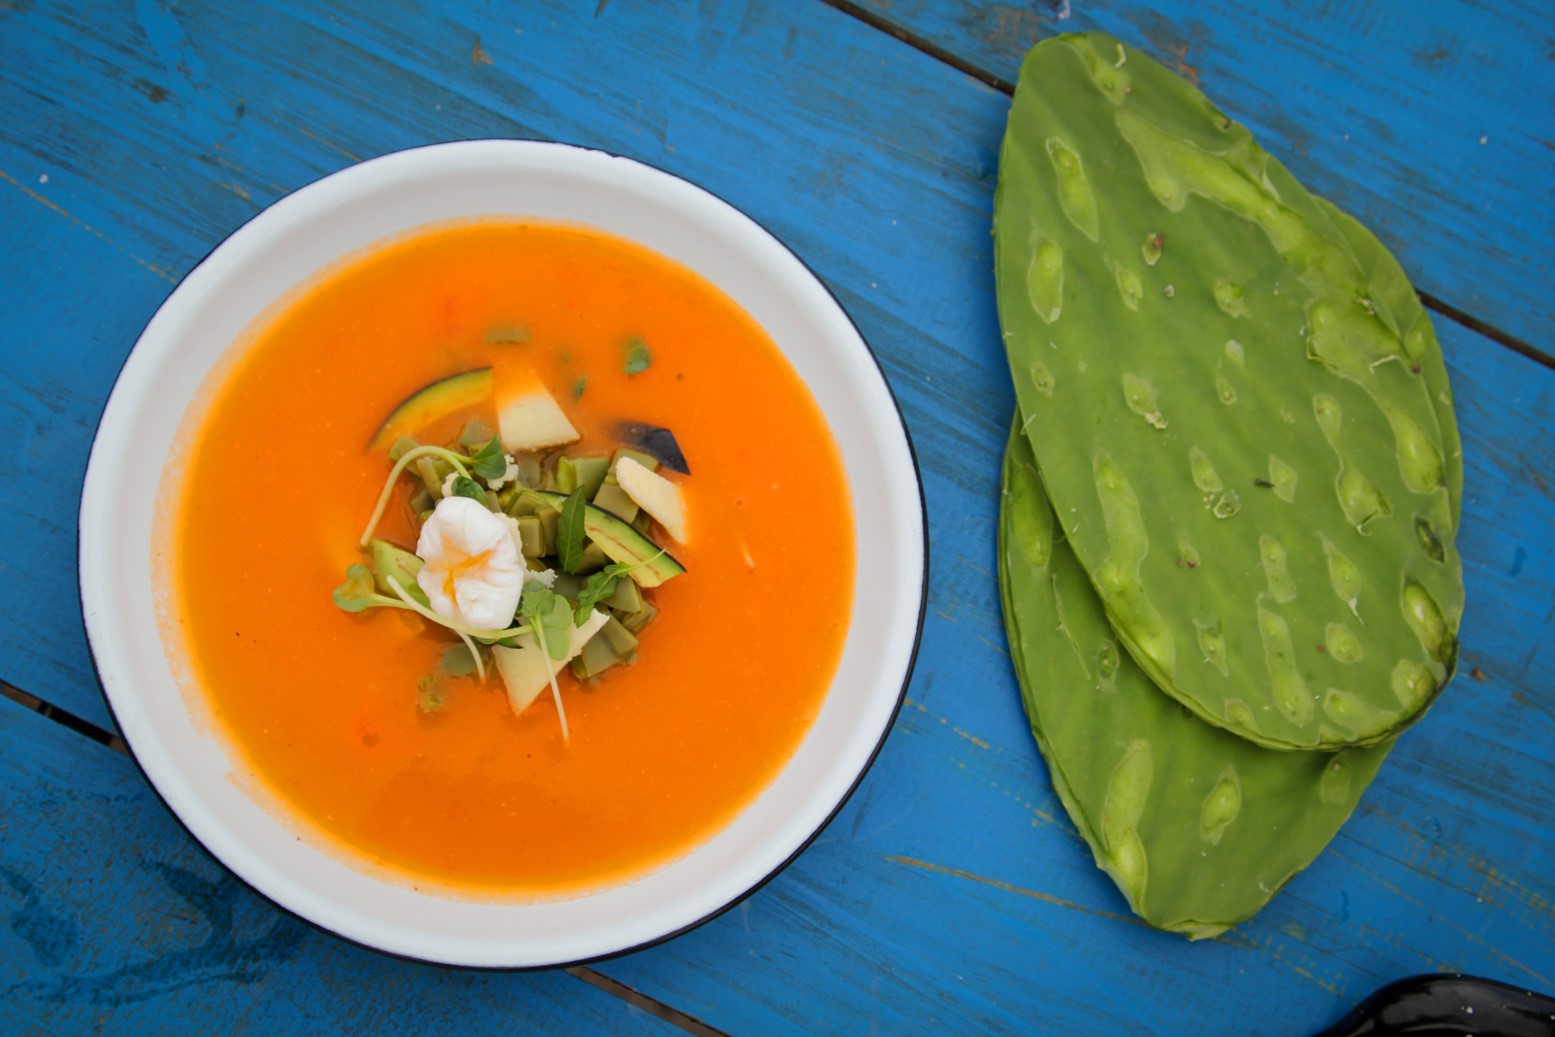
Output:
[999, 423, 1390, 936]
[993, 32, 1464, 750]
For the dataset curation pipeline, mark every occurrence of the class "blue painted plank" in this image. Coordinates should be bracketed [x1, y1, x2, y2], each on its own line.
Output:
[0, 1, 1550, 1034]
[1, 1, 1546, 725]
[594, 311, 1555, 1035]
[0, 694, 676, 1036]
[853, 0, 1555, 355]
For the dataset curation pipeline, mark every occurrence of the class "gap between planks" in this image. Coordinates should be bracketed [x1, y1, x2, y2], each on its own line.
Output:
[0, 679, 728, 1037]
[820, 0, 1554, 372]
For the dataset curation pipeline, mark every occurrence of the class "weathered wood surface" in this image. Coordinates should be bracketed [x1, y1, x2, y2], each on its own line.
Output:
[1, 1, 1551, 1033]
[854, 0, 1555, 357]
[0, 694, 680, 1036]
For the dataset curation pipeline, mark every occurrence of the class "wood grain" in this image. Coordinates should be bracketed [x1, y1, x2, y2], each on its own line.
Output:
[0, 0, 1550, 1033]
[0, 694, 680, 1036]
[845, 0, 1555, 357]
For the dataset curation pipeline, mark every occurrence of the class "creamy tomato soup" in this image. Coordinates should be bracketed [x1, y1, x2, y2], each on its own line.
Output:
[167, 220, 854, 896]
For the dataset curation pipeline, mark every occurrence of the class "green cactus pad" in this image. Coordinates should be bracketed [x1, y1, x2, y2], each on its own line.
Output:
[999, 420, 1390, 937]
[994, 32, 1464, 750]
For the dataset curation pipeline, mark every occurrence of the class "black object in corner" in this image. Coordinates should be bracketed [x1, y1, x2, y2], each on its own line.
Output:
[1314, 974, 1555, 1037]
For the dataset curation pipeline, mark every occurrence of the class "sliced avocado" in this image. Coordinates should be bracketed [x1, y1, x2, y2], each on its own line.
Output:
[531, 490, 685, 587]
[369, 540, 429, 607]
[368, 368, 493, 451]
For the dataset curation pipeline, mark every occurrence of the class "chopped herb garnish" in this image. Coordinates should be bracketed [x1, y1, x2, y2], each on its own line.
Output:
[331, 564, 381, 612]
[450, 476, 489, 503]
[468, 436, 508, 481]
[623, 337, 651, 375]
[485, 325, 530, 346]
[340, 365, 689, 734]
[573, 563, 629, 624]
[571, 549, 669, 625]
[520, 583, 574, 662]
[557, 488, 587, 574]
[416, 674, 446, 713]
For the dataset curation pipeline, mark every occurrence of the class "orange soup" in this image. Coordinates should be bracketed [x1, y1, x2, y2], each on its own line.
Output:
[169, 220, 854, 896]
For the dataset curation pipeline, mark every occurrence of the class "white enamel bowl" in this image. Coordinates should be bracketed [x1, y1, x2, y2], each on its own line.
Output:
[78, 140, 926, 967]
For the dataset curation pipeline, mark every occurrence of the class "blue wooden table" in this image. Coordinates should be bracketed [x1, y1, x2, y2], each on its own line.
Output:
[3, 2, 1552, 1033]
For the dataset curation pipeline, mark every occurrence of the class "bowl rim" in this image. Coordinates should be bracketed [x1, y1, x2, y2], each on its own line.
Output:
[78, 138, 928, 968]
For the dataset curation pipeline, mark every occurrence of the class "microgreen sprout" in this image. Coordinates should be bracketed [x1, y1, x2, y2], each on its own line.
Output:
[332, 563, 416, 613]
[556, 487, 587, 573]
[382, 574, 532, 644]
[521, 581, 575, 743]
[359, 445, 474, 546]
[450, 475, 491, 506]
[571, 549, 668, 625]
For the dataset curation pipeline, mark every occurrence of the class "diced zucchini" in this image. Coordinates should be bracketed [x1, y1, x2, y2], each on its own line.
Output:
[557, 455, 611, 499]
[612, 447, 660, 473]
[414, 456, 448, 496]
[515, 515, 545, 558]
[550, 572, 585, 600]
[388, 435, 421, 462]
[531, 491, 685, 588]
[538, 507, 560, 554]
[570, 631, 624, 680]
[592, 479, 639, 522]
[458, 417, 497, 449]
[369, 540, 429, 607]
[616, 601, 659, 634]
[599, 616, 638, 655]
[603, 576, 642, 613]
[513, 454, 542, 489]
[575, 541, 610, 575]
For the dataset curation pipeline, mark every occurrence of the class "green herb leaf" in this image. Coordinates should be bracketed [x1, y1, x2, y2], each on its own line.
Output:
[623, 337, 651, 375]
[332, 564, 379, 613]
[572, 562, 630, 624]
[450, 476, 490, 505]
[440, 642, 481, 678]
[540, 596, 572, 661]
[557, 488, 587, 574]
[571, 376, 588, 400]
[469, 436, 508, 481]
[416, 674, 446, 713]
[521, 583, 573, 662]
[520, 582, 551, 619]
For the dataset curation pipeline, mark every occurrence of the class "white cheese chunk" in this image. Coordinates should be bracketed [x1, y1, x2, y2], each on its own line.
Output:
[492, 609, 609, 715]
[498, 381, 580, 452]
[615, 455, 687, 543]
